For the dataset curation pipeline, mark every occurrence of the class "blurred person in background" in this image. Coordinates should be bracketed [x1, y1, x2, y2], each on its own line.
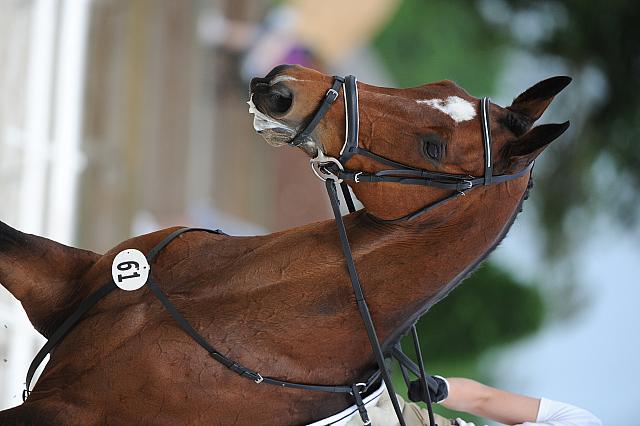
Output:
[198, 0, 400, 79]
[198, 4, 324, 79]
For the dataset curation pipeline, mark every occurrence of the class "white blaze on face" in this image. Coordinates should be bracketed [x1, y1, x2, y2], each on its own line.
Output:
[269, 75, 298, 86]
[416, 96, 477, 123]
[247, 95, 291, 132]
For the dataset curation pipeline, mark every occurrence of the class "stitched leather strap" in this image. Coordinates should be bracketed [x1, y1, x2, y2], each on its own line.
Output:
[23, 227, 385, 409]
[351, 383, 371, 425]
[410, 324, 436, 426]
[339, 75, 360, 163]
[291, 77, 344, 147]
[481, 97, 493, 185]
[326, 179, 407, 426]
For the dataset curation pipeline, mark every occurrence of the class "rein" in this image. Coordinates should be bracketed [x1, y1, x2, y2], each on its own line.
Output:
[291, 75, 535, 425]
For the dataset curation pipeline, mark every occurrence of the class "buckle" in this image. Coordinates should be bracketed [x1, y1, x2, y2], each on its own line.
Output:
[326, 88, 339, 102]
[310, 151, 344, 183]
[254, 373, 264, 384]
[458, 180, 473, 191]
[351, 382, 367, 395]
[354, 172, 363, 183]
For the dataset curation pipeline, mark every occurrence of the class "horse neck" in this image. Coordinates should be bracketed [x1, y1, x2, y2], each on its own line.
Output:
[191, 178, 529, 385]
[338, 177, 530, 344]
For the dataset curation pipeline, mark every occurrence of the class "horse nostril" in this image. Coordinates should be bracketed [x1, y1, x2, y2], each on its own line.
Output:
[269, 91, 293, 116]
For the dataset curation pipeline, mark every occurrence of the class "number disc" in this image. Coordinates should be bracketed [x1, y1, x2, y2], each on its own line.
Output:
[111, 249, 150, 291]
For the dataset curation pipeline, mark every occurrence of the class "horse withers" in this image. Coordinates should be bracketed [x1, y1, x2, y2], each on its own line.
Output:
[0, 65, 570, 425]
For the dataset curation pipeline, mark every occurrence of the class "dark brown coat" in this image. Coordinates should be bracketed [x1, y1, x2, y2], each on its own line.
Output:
[0, 65, 570, 425]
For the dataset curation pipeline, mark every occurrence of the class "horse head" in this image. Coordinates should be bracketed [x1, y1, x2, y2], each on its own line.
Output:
[249, 64, 571, 221]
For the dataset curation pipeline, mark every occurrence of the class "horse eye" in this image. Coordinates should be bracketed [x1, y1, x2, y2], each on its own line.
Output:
[422, 137, 445, 161]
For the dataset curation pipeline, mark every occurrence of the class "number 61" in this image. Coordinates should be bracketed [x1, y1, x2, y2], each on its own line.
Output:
[117, 261, 140, 282]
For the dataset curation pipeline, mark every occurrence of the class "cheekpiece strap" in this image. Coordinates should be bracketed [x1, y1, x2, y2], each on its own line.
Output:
[481, 97, 493, 185]
[338, 75, 359, 164]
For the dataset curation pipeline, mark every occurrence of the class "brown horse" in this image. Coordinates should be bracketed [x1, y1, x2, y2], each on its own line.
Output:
[0, 64, 570, 425]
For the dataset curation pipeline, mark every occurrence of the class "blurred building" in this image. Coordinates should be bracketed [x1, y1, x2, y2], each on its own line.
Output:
[0, 0, 397, 410]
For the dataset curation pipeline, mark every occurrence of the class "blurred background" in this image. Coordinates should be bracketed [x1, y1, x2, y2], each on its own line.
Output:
[0, 0, 637, 424]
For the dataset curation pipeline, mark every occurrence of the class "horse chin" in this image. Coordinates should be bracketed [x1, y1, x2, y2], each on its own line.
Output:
[256, 129, 320, 157]
[257, 128, 295, 147]
[248, 97, 320, 156]
[296, 141, 320, 157]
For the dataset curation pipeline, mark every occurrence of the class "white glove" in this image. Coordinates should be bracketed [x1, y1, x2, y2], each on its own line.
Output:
[455, 418, 487, 426]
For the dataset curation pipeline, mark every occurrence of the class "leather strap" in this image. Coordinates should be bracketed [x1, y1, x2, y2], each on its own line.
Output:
[410, 325, 436, 426]
[331, 157, 532, 190]
[340, 182, 356, 213]
[339, 75, 359, 164]
[291, 77, 344, 147]
[23, 227, 385, 413]
[23, 280, 117, 401]
[481, 97, 493, 185]
[326, 179, 407, 426]
[392, 345, 447, 404]
[351, 383, 371, 425]
[23, 228, 225, 401]
[306, 79, 533, 224]
[146, 268, 383, 394]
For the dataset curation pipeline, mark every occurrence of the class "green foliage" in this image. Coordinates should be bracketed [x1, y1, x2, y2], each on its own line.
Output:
[376, 0, 640, 257]
[391, 262, 545, 424]
[501, 0, 640, 254]
[402, 262, 545, 364]
[374, 0, 510, 94]
[375, 3, 546, 377]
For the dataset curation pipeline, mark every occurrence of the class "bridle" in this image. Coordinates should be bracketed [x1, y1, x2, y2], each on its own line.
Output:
[294, 75, 533, 223]
[289, 75, 534, 425]
[21, 74, 532, 426]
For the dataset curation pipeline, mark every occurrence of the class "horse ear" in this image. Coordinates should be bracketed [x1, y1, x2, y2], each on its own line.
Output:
[508, 76, 572, 123]
[498, 121, 570, 173]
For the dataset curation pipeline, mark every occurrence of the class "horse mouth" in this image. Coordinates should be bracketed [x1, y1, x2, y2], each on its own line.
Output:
[248, 96, 296, 147]
[247, 95, 320, 157]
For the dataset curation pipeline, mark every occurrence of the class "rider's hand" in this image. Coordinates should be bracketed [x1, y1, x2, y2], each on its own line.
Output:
[407, 375, 449, 403]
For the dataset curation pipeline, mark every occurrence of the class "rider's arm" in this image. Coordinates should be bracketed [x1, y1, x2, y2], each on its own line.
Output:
[440, 378, 602, 426]
[441, 378, 539, 425]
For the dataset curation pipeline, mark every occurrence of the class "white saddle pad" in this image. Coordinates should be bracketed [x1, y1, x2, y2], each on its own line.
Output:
[306, 382, 387, 426]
